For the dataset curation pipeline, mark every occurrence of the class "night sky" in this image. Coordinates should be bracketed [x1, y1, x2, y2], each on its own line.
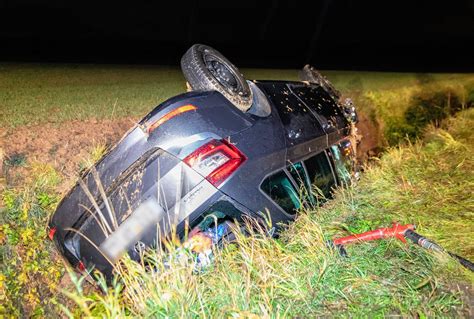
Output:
[1, 0, 473, 71]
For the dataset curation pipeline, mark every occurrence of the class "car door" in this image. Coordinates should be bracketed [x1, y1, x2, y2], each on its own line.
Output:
[257, 81, 328, 160]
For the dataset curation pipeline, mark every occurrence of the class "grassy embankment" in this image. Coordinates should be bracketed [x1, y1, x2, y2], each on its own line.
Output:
[63, 108, 474, 317]
[0, 64, 473, 316]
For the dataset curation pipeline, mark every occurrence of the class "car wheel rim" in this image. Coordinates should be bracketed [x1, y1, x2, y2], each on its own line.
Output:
[203, 52, 242, 95]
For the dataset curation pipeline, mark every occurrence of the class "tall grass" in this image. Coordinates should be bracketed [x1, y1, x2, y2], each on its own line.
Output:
[360, 79, 474, 145]
[64, 109, 474, 318]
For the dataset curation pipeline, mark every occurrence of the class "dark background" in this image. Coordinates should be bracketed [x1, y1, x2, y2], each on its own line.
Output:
[1, 0, 473, 71]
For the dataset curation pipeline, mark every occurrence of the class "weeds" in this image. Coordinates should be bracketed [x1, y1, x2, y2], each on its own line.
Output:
[78, 142, 108, 174]
[363, 81, 473, 146]
[0, 164, 63, 316]
[62, 109, 474, 317]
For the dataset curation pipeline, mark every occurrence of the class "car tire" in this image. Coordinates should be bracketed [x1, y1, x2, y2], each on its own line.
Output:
[181, 44, 253, 112]
[299, 64, 341, 101]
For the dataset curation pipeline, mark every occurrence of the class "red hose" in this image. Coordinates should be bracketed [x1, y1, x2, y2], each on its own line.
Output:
[333, 223, 415, 246]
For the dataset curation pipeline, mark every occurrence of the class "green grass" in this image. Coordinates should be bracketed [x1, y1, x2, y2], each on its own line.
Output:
[1, 63, 473, 133]
[0, 64, 186, 127]
[63, 109, 474, 318]
[0, 164, 64, 316]
[353, 73, 474, 145]
[1, 64, 473, 317]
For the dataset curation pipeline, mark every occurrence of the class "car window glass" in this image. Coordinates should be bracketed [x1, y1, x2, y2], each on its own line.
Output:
[287, 162, 315, 206]
[303, 152, 336, 201]
[261, 170, 300, 215]
[329, 142, 352, 185]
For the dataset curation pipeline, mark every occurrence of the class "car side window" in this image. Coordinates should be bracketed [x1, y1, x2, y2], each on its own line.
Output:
[261, 170, 301, 215]
[287, 161, 315, 206]
[329, 141, 352, 186]
[303, 151, 336, 201]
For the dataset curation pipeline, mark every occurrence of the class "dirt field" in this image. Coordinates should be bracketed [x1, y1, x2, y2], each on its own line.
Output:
[0, 118, 136, 192]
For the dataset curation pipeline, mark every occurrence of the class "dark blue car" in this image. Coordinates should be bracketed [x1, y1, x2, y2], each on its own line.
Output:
[48, 44, 357, 279]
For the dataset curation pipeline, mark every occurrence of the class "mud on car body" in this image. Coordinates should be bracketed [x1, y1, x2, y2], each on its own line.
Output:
[48, 44, 358, 280]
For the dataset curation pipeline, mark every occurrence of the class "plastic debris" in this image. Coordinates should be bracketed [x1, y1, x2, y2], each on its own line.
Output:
[181, 219, 232, 270]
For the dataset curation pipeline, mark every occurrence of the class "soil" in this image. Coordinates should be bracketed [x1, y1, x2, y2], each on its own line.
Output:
[355, 111, 383, 161]
[0, 117, 137, 194]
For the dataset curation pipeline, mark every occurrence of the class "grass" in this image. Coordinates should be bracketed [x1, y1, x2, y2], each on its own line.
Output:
[1, 64, 473, 316]
[77, 142, 108, 175]
[357, 74, 474, 145]
[0, 140, 114, 316]
[0, 164, 64, 316]
[63, 109, 474, 317]
[0, 64, 185, 127]
[1, 63, 473, 133]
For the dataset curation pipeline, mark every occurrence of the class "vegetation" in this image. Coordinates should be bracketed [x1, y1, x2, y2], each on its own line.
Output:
[1, 63, 473, 134]
[0, 64, 473, 317]
[359, 75, 474, 145]
[0, 164, 63, 316]
[0, 64, 185, 127]
[62, 109, 474, 317]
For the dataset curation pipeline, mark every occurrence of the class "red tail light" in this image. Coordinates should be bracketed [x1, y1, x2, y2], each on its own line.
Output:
[184, 139, 246, 187]
[77, 261, 86, 272]
[48, 227, 57, 240]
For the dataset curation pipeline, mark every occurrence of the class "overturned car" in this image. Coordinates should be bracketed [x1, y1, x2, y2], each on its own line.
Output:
[49, 44, 358, 279]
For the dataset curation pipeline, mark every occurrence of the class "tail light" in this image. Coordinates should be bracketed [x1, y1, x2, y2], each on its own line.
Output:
[48, 227, 57, 240]
[77, 261, 86, 272]
[184, 139, 246, 187]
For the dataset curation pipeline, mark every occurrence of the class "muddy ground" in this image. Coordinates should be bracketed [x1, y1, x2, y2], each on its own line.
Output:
[355, 111, 382, 160]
